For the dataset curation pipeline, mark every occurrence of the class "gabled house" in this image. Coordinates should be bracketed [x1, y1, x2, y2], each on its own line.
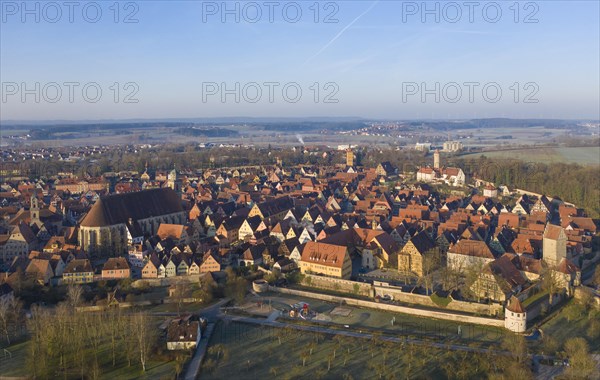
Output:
[447, 239, 495, 271]
[142, 253, 160, 278]
[397, 230, 439, 276]
[299, 241, 351, 279]
[200, 252, 221, 273]
[176, 255, 190, 276]
[63, 259, 94, 284]
[470, 254, 528, 302]
[165, 256, 178, 277]
[166, 317, 201, 350]
[238, 216, 262, 241]
[240, 245, 265, 267]
[289, 243, 305, 264]
[26, 258, 54, 285]
[157, 224, 190, 245]
[102, 257, 130, 279]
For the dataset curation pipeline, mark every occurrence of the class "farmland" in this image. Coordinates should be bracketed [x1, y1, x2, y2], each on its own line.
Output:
[460, 146, 600, 165]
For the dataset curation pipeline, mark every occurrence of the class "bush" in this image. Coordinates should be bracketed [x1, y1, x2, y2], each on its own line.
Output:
[137, 280, 150, 292]
[264, 272, 279, 284]
[285, 271, 304, 285]
[430, 293, 452, 307]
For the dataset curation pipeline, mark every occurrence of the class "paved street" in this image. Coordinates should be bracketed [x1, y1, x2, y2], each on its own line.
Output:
[182, 298, 230, 380]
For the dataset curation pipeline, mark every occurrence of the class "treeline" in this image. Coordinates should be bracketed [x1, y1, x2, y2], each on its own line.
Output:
[27, 290, 158, 379]
[406, 118, 577, 131]
[460, 156, 600, 217]
[260, 121, 366, 132]
[175, 127, 239, 137]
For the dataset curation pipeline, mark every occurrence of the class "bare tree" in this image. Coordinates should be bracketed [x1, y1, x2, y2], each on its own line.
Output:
[420, 253, 440, 295]
[132, 312, 155, 372]
[501, 334, 527, 364]
[66, 285, 84, 309]
[0, 296, 21, 344]
[171, 282, 189, 316]
[563, 337, 596, 379]
[464, 260, 486, 302]
[541, 266, 562, 302]
[300, 351, 309, 367]
[593, 265, 600, 287]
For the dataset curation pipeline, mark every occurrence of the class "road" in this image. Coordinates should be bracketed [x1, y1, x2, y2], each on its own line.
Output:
[182, 298, 230, 380]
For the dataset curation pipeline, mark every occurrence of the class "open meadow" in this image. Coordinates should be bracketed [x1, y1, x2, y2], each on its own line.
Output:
[461, 146, 600, 165]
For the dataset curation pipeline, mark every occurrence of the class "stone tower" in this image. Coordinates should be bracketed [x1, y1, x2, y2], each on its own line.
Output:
[346, 149, 355, 167]
[30, 194, 40, 224]
[543, 224, 567, 267]
[433, 149, 440, 170]
[504, 295, 527, 333]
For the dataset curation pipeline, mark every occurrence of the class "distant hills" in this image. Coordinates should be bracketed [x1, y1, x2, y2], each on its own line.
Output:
[1, 118, 595, 137]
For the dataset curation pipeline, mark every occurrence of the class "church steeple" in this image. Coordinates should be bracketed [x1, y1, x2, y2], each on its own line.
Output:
[30, 194, 40, 224]
[141, 161, 150, 182]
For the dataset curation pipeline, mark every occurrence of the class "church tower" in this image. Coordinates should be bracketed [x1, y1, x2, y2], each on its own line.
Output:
[141, 161, 150, 182]
[543, 224, 567, 267]
[167, 168, 177, 190]
[346, 149, 355, 167]
[433, 149, 440, 170]
[30, 194, 40, 224]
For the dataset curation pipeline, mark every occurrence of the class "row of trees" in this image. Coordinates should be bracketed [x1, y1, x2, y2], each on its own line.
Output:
[27, 290, 157, 379]
[269, 327, 534, 379]
[459, 156, 600, 217]
[0, 296, 23, 345]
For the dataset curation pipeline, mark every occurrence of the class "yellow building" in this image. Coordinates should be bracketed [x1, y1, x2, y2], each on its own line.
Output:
[397, 230, 439, 276]
[346, 149, 355, 167]
[299, 241, 352, 279]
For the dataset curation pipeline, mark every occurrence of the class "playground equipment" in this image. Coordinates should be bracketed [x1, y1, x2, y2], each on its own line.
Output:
[289, 302, 313, 319]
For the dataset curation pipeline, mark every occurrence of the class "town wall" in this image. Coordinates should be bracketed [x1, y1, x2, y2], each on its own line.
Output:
[271, 286, 504, 328]
[373, 284, 503, 316]
[302, 274, 372, 297]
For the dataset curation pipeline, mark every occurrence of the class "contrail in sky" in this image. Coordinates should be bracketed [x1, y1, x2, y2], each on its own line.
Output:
[304, 1, 380, 65]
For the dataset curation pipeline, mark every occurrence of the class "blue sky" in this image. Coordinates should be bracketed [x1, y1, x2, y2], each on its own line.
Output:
[1, 0, 599, 120]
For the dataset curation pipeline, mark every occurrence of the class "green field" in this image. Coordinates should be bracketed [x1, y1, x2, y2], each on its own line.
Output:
[248, 293, 507, 346]
[537, 300, 600, 354]
[0, 339, 181, 380]
[200, 321, 532, 380]
[201, 321, 448, 379]
[461, 146, 600, 165]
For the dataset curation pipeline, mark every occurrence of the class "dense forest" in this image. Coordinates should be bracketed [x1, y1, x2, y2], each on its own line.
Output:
[459, 156, 600, 217]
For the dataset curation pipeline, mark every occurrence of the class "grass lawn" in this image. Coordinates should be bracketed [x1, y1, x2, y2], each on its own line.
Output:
[522, 291, 548, 308]
[430, 293, 452, 308]
[248, 293, 508, 347]
[200, 321, 533, 379]
[141, 301, 202, 313]
[538, 300, 600, 353]
[0, 340, 29, 377]
[0, 315, 183, 379]
[0, 338, 181, 380]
